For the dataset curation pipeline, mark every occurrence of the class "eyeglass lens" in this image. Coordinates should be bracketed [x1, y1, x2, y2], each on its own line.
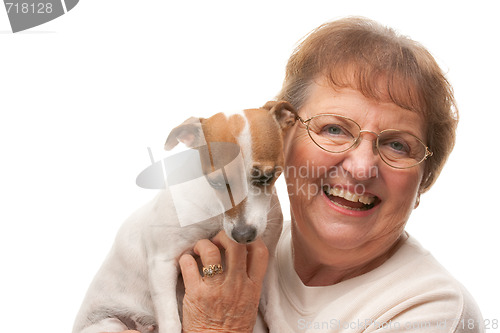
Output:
[306, 115, 428, 168]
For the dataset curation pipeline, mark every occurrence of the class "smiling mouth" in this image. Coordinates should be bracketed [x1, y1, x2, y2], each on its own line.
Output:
[323, 185, 380, 211]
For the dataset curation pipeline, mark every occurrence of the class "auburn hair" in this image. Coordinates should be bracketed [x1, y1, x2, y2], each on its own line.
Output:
[277, 17, 458, 192]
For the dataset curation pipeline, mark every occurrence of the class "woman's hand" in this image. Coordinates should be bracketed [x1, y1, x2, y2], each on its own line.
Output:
[179, 230, 269, 333]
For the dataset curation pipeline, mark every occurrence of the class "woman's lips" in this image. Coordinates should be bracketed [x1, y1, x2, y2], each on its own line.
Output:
[322, 185, 381, 213]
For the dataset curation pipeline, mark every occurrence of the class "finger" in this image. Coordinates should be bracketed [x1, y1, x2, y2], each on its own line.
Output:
[247, 238, 269, 283]
[179, 253, 202, 290]
[194, 238, 222, 267]
[193, 238, 224, 280]
[212, 230, 247, 276]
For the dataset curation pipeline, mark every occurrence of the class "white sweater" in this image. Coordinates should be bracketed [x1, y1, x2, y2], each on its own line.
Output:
[254, 222, 484, 333]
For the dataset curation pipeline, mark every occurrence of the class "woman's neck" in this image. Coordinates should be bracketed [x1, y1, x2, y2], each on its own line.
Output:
[291, 226, 407, 286]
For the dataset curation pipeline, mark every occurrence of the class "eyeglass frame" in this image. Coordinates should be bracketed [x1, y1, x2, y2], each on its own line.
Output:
[295, 113, 433, 169]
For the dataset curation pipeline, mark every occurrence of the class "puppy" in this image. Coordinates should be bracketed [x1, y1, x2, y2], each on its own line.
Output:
[73, 101, 297, 333]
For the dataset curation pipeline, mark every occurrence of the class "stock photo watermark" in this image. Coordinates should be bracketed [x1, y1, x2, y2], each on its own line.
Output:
[136, 142, 379, 227]
[136, 142, 249, 227]
[3, 0, 78, 33]
[297, 317, 498, 331]
[283, 160, 378, 200]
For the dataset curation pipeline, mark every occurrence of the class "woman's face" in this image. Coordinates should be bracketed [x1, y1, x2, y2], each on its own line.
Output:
[284, 79, 426, 267]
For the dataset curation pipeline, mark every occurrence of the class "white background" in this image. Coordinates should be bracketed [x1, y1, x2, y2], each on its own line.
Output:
[1, 1, 498, 331]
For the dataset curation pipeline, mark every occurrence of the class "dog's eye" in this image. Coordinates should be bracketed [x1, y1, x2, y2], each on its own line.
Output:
[207, 176, 227, 190]
[251, 174, 274, 187]
[251, 165, 277, 187]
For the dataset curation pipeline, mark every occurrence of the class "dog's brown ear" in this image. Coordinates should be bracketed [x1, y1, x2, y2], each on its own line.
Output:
[263, 100, 298, 131]
[164, 117, 205, 150]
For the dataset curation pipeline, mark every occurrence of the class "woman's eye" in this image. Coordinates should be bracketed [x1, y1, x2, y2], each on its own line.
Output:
[388, 140, 409, 154]
[322, 124, 346, 136]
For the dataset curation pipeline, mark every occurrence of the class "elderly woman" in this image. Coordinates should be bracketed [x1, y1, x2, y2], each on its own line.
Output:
[119, 17, 484, 333]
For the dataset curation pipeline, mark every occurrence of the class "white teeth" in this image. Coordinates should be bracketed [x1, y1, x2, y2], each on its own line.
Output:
[359, 195, 375, 205]
[326, 186, 375, 205]
[344, 191, 358, 202]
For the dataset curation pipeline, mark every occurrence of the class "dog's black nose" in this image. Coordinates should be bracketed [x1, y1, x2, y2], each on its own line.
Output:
[231, 225, 257, 244]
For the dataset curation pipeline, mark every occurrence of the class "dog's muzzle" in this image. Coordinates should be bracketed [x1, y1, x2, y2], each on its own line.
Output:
[231, 225, 257, 243]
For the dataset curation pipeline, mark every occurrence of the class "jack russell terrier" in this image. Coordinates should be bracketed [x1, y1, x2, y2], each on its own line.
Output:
[73, 101, 297, 333]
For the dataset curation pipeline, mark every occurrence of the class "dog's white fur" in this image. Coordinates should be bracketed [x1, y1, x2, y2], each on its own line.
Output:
[73, 102, 297, 333]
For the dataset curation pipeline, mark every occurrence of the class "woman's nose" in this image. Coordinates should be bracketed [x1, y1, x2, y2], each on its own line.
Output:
[341, 135, 379, 181]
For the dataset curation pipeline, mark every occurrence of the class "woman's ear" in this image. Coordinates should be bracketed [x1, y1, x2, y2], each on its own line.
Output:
[414, 193, 421, 209]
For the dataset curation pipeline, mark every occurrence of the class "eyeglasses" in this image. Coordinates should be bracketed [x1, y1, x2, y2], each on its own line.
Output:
[296, 114, 433, 169]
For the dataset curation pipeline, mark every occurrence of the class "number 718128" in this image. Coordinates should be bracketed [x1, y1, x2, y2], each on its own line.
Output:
[5, 2, 53, 14]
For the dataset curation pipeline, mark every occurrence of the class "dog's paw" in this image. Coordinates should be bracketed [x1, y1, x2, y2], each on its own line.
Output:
[134, 314, 158, 333]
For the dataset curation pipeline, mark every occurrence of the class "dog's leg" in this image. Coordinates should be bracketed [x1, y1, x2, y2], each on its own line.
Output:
[260, 258, 292, 333]
[149, 257, 182, 333]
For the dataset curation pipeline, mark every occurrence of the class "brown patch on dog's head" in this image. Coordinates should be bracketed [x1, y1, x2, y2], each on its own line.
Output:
[200, 113, 246, 145]
[164, 112, 247, 180]
[165, 113, 247, 150]
[243, 101, 299, 187]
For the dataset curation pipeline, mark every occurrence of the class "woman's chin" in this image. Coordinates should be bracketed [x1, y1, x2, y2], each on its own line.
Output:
[303, 195, 381, 250]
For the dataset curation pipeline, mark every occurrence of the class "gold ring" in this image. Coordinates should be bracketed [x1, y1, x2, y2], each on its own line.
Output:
[202, 264, 223, 277]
